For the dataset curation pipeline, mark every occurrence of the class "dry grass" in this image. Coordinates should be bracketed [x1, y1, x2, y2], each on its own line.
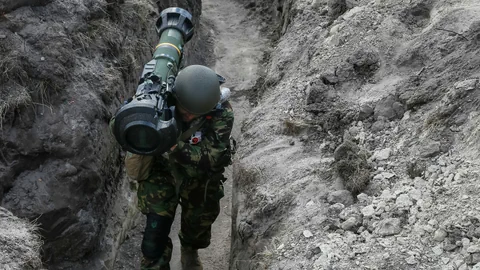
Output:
[406, 159, 426, 179]
[0, 54, 28, 84]
[72, 32, 94, 53]
[248, 235, 291, 270]
[233, 162, 263, 190]
[334, 140, 371, 194]
[336, 159, 371, 194]
[0, 207, 43, 269]
[0, 84, 32, 125]
[1, 0, 155, 126]
[283, 118, 311, 135]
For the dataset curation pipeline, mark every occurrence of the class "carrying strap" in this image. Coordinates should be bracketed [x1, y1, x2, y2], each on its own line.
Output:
[179, 118, 206, 142]
[171, 163, 183, 198]
[171, 117, 207, 198]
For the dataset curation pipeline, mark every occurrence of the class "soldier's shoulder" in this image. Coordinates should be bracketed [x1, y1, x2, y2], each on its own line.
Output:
[209, 101, 233, 119]
[219, 101, 233, 120]
[221, 101, 233, 114]
[204, 101, 234, 131]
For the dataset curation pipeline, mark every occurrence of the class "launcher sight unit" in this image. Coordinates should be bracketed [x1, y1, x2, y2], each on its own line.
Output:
[112, 7, 194, 155]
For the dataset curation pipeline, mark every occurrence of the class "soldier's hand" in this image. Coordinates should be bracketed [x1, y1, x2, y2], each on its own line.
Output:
[170, 144, 178, 151]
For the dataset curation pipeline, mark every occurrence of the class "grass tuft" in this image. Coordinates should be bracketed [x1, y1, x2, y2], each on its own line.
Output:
[334, 140, 371, 194]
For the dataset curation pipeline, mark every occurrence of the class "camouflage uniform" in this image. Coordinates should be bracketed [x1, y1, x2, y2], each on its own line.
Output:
[137, 101, 234, 270]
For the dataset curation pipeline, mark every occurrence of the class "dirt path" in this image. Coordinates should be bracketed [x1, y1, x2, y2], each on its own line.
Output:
[113, 0, 266, 269]
[171, 0, 267, 269]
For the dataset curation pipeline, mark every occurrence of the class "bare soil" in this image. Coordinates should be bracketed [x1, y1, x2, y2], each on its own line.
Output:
[231, 0, 480, 269]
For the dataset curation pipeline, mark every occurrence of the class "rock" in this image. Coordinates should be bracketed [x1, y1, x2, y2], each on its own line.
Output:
[423, 225, 435, 233]
[58, 162, 78, 176]
[357, 193, 370, 203]
[0, 34, 6, 39]
[396, 194, 413, 208]
[433, 229, 448, 242]
[341, 217, 358, 231]
[382, 172, 396, 179]
[402, 110, 411, 120]
[327, 190, 354, 206]
[380, 189, 396, 201]
[303, 230, 314, 238]
[408, 215, 416, 225]
[358, 104, 374, 120]
[306, 246, 322, 259]
[463, 238, 471, 248]
[328, 203, 345, 216]
[339, 206, 361, 220]
[418, 140, 441, 158]
[373, 148, 391, 161]
[408, 189, 422, 201]
[454, 79, 478, 91]
[371, 120, 386, 132]
[346, 126, 361, 139]
[375, 201, 386, 215]
[327, 0, 347, 18]
[442, 242, 456, 252]
[311, 0, 323, 9]
[472, 253, 480, 265]
[413, 177, 428, 189]
[473, 262, 480, 270]
[392, 102, 405, 118]
[432, 244, 444, 256]
[428, 219, 438, 227]
[468, 245, 480, 253]
[238, 221, 253, 239]
[427, 165, 440, 173]
[375, 218, 402, 236]
[374, 96, 400, 120]
[406, 255, 417, 265]
[361, 205, 375, 217]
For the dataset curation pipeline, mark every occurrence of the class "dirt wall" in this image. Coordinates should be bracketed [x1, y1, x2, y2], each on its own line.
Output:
[231, 0, 480, 269]
[0, 0, 202, 268]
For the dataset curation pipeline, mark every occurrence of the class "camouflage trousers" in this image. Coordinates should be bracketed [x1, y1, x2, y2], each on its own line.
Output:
[137, 160, 225, 270]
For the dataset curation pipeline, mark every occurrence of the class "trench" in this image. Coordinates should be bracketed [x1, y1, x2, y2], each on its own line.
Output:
[113, 0, 268, 269]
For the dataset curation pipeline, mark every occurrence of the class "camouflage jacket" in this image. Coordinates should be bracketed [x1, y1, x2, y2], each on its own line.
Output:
[168, 101, 234, 178]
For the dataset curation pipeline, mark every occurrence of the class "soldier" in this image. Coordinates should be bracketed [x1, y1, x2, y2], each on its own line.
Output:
[136, 65, 234, 270]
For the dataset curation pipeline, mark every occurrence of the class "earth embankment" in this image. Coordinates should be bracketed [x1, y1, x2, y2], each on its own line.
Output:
[231, 0, 480, 269]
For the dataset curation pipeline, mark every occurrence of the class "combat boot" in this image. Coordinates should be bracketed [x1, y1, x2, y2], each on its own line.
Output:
[181, 246, 203, 270]
[141, 257, 170, 270]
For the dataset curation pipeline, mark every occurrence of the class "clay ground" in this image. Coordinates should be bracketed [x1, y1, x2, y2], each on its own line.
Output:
[113, 0, 266, 268]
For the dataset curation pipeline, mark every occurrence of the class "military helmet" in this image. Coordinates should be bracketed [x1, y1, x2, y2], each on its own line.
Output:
[174, 65, 220, 115]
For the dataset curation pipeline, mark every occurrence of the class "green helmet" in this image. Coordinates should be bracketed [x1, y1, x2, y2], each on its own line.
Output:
[174, 65, 220, 115]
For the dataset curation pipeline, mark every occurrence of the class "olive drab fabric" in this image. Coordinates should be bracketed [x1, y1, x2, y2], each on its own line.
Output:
[124, 152, 154, 181]
[138, 101, 234, 270]
[169, 102, 235, 175]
